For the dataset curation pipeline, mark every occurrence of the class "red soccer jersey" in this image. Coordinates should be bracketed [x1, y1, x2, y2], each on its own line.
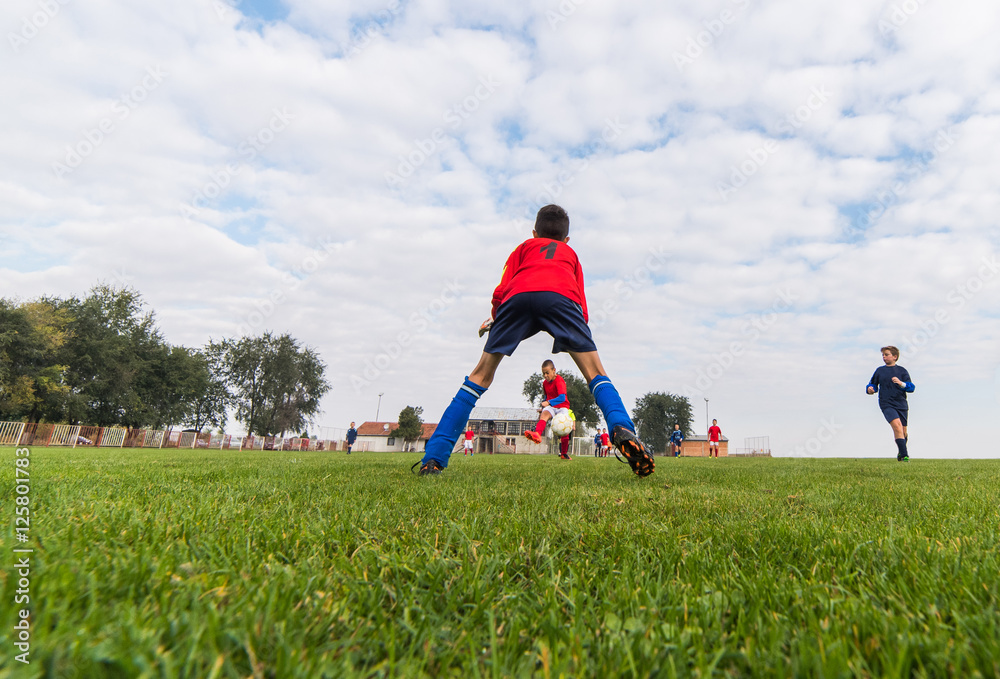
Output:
[543, 375, 570, 409]
[490, 238, 588, 321]
[601, 433, 610, 446]
[708, 426, 721, 442]
[465, 430, 474, 441]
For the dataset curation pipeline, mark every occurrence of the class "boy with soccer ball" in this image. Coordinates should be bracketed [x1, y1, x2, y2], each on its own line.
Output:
[413, 204, 655, 476]
[525, 359, 574, 459]
[866, 346, 916, 461]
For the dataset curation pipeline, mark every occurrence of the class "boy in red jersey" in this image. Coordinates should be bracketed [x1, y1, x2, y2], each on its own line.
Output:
[708, 419, 721, 457]
[600, 428, 610, 457]
[463, 428, 474, 456]
[525, 359, 574, 459]
[414, 204, 655, 477]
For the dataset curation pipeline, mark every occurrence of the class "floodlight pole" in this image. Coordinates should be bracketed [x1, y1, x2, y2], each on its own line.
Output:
[376, 393, 384, 422]
[704, 398, 709, 432]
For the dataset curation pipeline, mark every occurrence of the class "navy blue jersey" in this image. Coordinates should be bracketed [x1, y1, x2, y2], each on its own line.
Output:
[346, 427, 357, 443]
[670, 430, 684, 444]
[867, 365, 914, 411]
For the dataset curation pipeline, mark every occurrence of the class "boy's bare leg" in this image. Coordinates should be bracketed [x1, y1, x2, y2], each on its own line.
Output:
[567, 350, 607, 382]
[469, 352, 505, 388]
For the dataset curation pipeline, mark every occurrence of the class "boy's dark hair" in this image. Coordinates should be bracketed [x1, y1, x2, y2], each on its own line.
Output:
[881, 346, 900, 358]
[541, 359, 555, 370]
[534, 204, 570, 240]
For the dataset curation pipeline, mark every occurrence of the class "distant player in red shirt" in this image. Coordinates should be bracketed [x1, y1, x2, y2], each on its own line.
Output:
[600, 428, 610, 457]
[525, 360, 574, 459]
[413, 205, 655, 477]
[463, 428, 474, 456]
[708, 419, 722, 458]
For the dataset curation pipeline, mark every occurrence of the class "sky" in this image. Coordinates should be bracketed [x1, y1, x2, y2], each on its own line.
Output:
[3, 0, 999, 457]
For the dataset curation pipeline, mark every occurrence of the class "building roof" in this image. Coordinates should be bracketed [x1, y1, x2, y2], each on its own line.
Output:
[356, 421, 438, 439]
[468, 407, 540, 421]
[685, 435, 729, 442]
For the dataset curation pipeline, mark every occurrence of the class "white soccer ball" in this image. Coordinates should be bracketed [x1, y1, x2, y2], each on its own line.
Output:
[549, 409, 575, 438]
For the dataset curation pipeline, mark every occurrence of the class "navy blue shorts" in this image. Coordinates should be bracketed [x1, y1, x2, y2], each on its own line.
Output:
[483, 291, 598, 356]
[881, 407, 908, 426]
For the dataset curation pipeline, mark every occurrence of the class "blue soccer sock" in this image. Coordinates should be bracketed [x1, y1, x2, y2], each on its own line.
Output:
[589, 375, 635, 435]
[422, 377, 487, 468]
[895, 438, 907, 458]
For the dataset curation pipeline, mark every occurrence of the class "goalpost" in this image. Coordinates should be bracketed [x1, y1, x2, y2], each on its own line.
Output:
[738, 436, 771, 456]
[571, 436, 602, 457]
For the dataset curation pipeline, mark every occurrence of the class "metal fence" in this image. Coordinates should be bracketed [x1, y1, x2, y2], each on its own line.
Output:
[0, 421, 350, 451]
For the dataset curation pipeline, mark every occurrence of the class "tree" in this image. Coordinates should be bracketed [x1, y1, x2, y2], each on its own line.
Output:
[522, 369, 599, 431]
[211, 332, 330, 436]
[631, 392, 693, 455]
[183, 348, 230, 433]
[58, 285, 172, 427]
[3, 286, 236, 430]
[139, 346, 229, 431]
[0, 298, 72, 421]
[393, 406, 424, 451]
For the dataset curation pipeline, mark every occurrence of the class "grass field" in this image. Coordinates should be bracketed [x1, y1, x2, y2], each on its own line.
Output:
[1, 447, 999, 678]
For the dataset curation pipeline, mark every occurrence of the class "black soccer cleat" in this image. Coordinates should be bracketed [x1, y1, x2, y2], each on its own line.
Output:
[411, 459, 444, 476]
[611, 426, 655, 477]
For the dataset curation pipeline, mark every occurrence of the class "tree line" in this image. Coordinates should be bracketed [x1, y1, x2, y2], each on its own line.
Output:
[0, 285, 329, 436]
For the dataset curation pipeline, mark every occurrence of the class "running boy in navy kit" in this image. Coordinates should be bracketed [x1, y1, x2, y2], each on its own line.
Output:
[866, 345, 915, 461]
[413, 204, 655, 476]
[670, 424, 684, 457]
